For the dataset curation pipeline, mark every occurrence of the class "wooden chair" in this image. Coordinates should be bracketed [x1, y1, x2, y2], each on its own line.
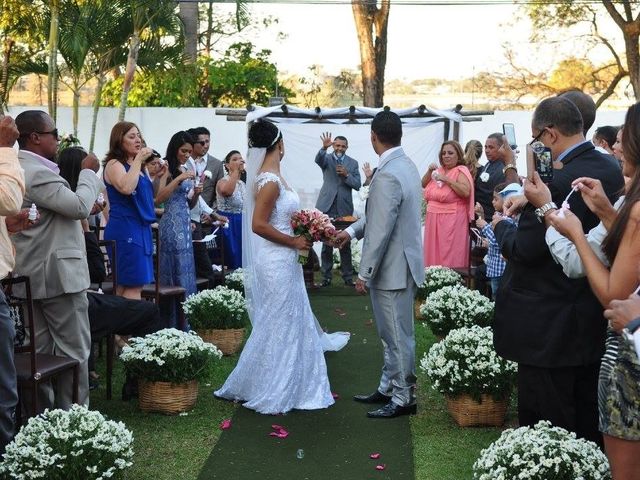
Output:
[142, 227, 187, 330]
[452, 223, 486, 289]
[3, 275, 79, 425]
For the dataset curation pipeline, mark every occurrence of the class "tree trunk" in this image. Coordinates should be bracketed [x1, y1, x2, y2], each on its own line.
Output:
[0, 38, 15, 114]
[118, 32, 141, 121]
[72, 85, 79, 136]
[205, 1, 213, 56]
[47, 0, 60, 121]
[90, 74, 105, 152]
[624, 32, 640, 100]
[351, 0, 390, 107]
[178, 1, 199, 63]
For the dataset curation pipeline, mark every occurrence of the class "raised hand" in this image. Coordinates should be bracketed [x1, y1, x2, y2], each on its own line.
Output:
[503, 194, 527, 217]
[362, 162, 373, 179]
[0, 115, 19, 148]
[524, 171, 552, 208]
[134, 147, 153, 164]
[320, 132, 332, 149]
[572, 177, 614, 220]
[81, 152, 100, 172]
[548, 208, 583, 241]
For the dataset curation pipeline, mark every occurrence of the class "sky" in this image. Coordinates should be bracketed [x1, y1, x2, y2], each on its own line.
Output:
[232, 2, 528, 80]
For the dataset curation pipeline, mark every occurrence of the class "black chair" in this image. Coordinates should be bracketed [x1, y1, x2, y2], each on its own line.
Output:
[206, 228, 226, 287]
[452, 223, 485, 289]
[3, 275, 79, 425]
[142, 227, 187, 330]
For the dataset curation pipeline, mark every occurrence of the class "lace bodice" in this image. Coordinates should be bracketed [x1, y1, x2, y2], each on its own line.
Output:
[216, 176, 246, 214]
[255, 172, 299, 234]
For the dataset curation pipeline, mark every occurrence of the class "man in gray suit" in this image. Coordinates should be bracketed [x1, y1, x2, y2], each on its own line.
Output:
[188, 127, 224, 209]
[337, 111, 424, 418]
[12, 110, 102, 410]
[315, 133, 361, 286]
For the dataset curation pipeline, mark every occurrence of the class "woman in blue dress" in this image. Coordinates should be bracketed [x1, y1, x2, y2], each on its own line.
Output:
[216, 150, 246, 269]
[103, 122, 158, 300]
[155, 131, 200, 328]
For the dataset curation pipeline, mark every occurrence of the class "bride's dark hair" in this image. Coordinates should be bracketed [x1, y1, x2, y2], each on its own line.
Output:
[248, 120, 282, 152]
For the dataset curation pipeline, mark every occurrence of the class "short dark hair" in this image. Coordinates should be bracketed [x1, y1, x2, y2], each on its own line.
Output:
[248, 120, 282, 153]
[532, 97, 583, 137]
[558, 90, 595, 135]
[371, 111, 402, 146]
[494, 182, 509, 194]
[487, 132, 504, 145]
[15, 110, 50, 148]
[594, 125, 619, 148]
[334, 135, 348, 145]
[188, 127, 210, 138]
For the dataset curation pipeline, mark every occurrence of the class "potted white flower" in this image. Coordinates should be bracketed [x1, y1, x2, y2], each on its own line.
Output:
[120, 328, 222, 414]
[420, 325, 516, 426]
[0, 405, 133, 480]
[182, 286, 248, 355]
[419, 284, 493, 337]
[224, 268, 244, 294]
[473, 420, 611, 479]
[415, 266, 462, 319]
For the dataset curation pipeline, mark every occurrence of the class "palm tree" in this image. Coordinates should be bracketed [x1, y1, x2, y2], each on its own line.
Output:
[47, 0, 59, 120]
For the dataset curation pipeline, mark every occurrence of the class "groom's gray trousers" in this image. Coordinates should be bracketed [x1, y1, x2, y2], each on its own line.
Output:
[369, 270, 417, 407]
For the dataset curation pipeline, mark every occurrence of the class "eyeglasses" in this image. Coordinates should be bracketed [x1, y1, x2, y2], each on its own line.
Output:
[530, 125, 553, 145]
[35, 129, 59, 140]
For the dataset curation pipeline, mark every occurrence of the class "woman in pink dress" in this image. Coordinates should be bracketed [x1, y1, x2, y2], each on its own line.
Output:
[422, 140, 474, 268]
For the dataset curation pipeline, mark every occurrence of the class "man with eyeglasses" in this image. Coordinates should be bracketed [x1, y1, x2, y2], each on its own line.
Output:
[11, 110, 102, 412]
[492, 96, 623, 446]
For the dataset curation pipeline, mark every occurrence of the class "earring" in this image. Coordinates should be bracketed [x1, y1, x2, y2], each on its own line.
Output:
[279, 150, 283, 155]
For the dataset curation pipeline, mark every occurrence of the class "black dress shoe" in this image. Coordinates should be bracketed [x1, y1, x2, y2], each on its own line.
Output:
[353, 391, 392, 404]
[367, 401, 417, 418]
[344, 280, 355, 287]
[321, 279, 331, 287]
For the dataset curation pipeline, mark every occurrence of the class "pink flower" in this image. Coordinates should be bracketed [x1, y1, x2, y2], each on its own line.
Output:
[375, 464, 386, 471]
[220, 419, 232, 430]
[369, 453, 381, 459]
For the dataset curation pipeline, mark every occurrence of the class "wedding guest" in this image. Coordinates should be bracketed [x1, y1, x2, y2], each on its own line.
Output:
[493, 96, 624, 446]
[13, 110, 102, 410]
[0, 114, 25, 453]
[422, 140, 474, 268]
[103, 122, 157, 300]
[593, 125, 619, 156]
[315, 133, 361, 287]
[216, 150, 246, 269]
[187, 127, 224, 209]
[155, 131, 199, 328]
[474, 133, 507, 220]
[464, 139, 483, 179]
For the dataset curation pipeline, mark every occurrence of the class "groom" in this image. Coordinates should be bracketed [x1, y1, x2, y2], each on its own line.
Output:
[337, 111, 424, 418]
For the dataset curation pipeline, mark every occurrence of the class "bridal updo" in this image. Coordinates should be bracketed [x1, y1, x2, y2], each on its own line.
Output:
[248, 120, 282, 152]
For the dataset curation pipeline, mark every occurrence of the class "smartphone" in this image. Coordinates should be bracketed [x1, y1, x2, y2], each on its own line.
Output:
[502, 123, 517, 149]
[534, 147, 553, 183]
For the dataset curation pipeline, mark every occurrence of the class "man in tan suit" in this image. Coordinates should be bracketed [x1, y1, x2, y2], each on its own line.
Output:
[12, 110, 102, 410]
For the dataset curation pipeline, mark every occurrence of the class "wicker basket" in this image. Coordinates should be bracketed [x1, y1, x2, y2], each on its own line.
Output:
[138, 379, 198, 415]
[445, 393, 508, 427]
[197, 328, 245, 355]
[414, 299, 424, 321]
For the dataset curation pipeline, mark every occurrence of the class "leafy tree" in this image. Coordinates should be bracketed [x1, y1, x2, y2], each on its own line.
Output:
[284, 65, 362, 108]
[525, 0, 640, 105]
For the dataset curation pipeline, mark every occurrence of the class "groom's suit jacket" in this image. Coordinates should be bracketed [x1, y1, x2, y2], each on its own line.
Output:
[351, 147, 424, 290]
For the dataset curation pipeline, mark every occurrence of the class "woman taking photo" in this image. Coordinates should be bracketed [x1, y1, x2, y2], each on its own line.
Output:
[216, 150, 246, 269]
[422, 140, 474, 268]
[103, 122, 158, 300]
[154, 131, 200, 328]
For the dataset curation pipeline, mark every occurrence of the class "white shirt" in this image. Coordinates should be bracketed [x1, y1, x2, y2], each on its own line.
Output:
[187, 156, 214, 222]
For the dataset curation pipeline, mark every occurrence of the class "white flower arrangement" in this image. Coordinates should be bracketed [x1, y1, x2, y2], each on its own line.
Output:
[479, 171, 490, 182]
[358, 185, 370, 201]
[332, 239, 362, 271]
[473, 420, 611, 480]
[420, 284, 493, 337]
[420, 325, 516, 401]
[120, 328, 222, 383]
[203, 170, 213, 179]
[224, 268, 244, 294]
[416, 265, 463, 300]
[182, 286, 248, 330]
[0, 405, 133, 480]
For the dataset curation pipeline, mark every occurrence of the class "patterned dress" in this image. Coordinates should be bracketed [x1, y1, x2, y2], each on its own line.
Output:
[216, 176, 245, 269]
[158, 177, 197, 328]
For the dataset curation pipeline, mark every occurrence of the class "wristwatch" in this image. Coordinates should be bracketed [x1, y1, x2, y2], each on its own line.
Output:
[503, 164, 517, 175]
[623, 316, 640, 341]
[534, 202, 557, 222]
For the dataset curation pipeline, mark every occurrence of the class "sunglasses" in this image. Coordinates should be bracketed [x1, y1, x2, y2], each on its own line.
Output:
[195, 140, 207, 146]
[21, 128, 59, 140]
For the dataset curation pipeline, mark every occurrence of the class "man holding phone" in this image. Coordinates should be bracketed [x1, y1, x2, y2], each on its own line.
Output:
[492, 96, 624, 446]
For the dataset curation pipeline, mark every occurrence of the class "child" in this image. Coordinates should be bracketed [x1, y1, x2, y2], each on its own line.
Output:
[474, 182, 522, 299]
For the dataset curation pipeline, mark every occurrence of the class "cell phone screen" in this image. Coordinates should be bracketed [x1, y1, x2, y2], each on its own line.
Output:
[535, 148, 554, 183]
[503, 123, 517, 149]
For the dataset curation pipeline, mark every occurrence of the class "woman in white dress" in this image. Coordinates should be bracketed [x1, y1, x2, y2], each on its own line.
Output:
[214, 120, 348, 414]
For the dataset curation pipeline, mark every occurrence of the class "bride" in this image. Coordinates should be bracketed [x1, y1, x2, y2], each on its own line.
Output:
[214, 120, 349, 414]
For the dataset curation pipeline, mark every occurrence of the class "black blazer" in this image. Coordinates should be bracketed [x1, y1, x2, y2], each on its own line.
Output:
[493, 142, 624, 368]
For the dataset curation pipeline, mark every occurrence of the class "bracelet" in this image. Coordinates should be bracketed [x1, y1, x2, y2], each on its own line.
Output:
[503, 165, 517, 175]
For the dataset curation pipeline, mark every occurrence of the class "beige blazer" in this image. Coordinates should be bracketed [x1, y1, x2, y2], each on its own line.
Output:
[11, 150, 103, 299]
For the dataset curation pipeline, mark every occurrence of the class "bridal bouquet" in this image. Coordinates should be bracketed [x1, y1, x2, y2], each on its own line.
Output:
[291, 208, 337, 263]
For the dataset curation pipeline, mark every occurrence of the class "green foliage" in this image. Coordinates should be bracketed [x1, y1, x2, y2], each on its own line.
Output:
[101, 43, 286, 107]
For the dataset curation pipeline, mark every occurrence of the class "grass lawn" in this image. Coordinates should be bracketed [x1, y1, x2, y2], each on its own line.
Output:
[91, 289, 513, 479]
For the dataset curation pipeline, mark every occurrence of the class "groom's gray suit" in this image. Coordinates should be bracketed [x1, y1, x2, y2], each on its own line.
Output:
[349, 146, 424, 407]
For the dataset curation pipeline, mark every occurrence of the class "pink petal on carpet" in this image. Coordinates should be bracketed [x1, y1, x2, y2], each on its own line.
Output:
[332, 392, 340, 399]
[375, 464, 386, 471]
[268, 431, 289, 438]
[219, 419, 232, 430]
[369, 453, 381, 459]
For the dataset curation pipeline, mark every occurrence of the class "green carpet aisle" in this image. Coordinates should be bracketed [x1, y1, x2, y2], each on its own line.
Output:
[198, 285, 415, 480]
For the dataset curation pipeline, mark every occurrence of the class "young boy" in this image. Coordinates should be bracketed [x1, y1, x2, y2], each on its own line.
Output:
[474, 182, 521, 299]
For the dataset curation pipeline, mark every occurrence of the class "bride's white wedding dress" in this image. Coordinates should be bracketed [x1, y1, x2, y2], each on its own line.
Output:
[214, 172, 349, 414]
